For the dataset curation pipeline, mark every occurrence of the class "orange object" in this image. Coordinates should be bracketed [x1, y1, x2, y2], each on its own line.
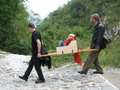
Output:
[72, 36, 82, 66]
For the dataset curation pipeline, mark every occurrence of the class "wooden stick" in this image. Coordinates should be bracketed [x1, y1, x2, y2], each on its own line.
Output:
[41, 53, 57, 57]
[77, 49, 96, 52]
[41, 49, 97, 57]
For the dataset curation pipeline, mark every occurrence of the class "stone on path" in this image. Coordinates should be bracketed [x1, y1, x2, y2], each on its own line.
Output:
[0, 53, 119, 90]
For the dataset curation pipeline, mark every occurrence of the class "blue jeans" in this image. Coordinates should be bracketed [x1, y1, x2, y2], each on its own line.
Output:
[59, 40, 66, 47]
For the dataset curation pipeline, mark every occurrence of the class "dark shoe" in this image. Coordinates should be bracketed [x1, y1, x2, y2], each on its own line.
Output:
[35, 79, 45, 83]
[77, 71, 84, 74]
[93, 71, 103, 74]
[19, 76, 28, 81]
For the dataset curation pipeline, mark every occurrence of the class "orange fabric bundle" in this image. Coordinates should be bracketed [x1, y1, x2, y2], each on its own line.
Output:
[72, 36, 82, 66]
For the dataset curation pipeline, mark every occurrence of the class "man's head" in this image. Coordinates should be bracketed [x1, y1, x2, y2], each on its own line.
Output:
[91, 14, 100, 24]
[28, 23, 35, 32]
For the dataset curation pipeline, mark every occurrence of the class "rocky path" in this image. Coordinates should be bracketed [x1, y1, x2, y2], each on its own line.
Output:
[0, 52, 119, 90]
[102, 68, 120, 89]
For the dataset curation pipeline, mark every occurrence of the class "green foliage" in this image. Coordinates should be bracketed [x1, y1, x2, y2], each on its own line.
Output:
[38, 25, 91, 51]
[99, 39, 120, 68]
[0, 0, 31, 55]
[62, 14, 74, 27]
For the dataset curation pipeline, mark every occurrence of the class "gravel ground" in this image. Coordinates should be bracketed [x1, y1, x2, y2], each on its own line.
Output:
[102, 68, 120, 89]
[0, 51, 119, 90]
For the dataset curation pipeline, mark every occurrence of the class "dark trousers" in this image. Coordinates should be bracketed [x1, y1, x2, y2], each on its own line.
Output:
[24, 52, 45, 80]
[82, 50, 103, 74]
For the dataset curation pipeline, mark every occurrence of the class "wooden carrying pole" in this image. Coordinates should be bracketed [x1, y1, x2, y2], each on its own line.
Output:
[41, 49, 97, 57]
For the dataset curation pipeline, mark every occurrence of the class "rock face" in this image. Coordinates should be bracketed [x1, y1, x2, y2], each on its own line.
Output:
[0, 52, 119, 90]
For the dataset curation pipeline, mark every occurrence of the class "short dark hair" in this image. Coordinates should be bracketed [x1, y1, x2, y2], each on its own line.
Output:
[28, 23, 35, 28]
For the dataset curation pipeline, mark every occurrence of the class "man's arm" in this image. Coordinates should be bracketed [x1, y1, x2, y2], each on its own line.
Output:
[36, 39, 41, 58]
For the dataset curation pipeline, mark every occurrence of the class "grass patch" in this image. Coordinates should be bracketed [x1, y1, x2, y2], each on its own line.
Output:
[0, 50, 10, 59]
[51, 53, 75, 68]
[99, 39, 120, 68]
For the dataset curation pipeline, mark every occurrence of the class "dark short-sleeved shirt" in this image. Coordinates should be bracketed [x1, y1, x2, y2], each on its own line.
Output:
[32, 30, 41, 52]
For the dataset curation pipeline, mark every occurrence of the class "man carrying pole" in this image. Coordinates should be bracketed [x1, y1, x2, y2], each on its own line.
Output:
[78, 14, 106, 75]
[19, 23, 45, 83]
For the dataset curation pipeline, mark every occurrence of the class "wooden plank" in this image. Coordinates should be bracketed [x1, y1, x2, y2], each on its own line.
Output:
[56, 40, 78, 55]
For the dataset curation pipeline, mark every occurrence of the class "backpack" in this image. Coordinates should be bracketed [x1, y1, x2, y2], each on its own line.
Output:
[103, 27, 112, 44]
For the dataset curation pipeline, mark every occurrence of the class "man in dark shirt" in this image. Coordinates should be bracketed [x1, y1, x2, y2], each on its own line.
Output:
[19, 23, 45, 83]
